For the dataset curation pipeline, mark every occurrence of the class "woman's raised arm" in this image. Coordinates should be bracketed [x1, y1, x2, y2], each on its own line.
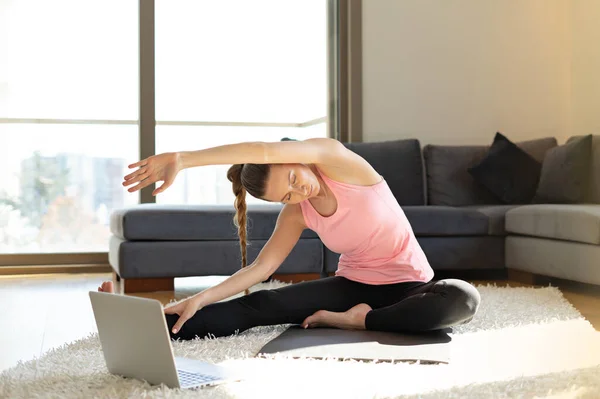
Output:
[178, 137, 343, 168]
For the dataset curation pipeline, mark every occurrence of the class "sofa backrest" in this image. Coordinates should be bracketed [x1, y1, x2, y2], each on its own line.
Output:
[344, 139, 426, 205]
[423, 137, 557, 206]
[567, 135, 600, 203]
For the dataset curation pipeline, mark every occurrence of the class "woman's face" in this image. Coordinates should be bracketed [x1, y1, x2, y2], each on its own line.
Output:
[262, 164, 321, 204]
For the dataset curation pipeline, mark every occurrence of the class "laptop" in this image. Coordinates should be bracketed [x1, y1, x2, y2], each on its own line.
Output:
[89, 291, 239, 389]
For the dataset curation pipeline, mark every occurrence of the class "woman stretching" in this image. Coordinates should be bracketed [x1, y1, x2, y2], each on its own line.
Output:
[99, 138, 481, 340]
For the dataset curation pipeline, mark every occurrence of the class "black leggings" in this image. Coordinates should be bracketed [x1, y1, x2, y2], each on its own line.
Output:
[165, 277, 481, 341]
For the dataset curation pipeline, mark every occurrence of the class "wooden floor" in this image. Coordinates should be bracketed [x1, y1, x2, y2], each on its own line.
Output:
[1, 272, 600, 373]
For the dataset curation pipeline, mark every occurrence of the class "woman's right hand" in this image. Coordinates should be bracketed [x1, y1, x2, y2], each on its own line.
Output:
[164, 295, 204, 334]
[123, 152, 182, 195]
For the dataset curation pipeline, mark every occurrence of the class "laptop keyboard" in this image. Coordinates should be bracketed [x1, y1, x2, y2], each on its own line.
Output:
[177, 369, 221, 386]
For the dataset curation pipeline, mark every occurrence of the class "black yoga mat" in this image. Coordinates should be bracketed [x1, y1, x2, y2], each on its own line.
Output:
[257, 326, 452, 364]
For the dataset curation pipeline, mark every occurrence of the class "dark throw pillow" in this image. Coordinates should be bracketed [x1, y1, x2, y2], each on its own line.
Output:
[532, 134, 593, 204]
[468, 132, 542, 204]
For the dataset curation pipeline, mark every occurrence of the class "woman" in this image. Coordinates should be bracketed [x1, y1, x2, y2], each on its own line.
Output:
[99, 138, 481, 340]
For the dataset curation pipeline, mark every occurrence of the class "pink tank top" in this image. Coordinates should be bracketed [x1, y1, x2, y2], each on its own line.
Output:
[299, 168, 434, 285]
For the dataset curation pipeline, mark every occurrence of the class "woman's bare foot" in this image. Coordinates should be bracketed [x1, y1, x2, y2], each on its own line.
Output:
[98, 281, 114, 293]
[301, 303, 372, 330]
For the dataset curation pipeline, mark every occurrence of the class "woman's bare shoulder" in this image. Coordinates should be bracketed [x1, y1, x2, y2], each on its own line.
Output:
[311, 139, 381, 186]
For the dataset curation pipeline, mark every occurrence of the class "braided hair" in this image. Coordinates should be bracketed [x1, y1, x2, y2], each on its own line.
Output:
[226, 163, 270, 295]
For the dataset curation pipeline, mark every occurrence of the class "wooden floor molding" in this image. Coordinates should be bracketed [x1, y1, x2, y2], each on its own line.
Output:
[113, 273, 175, 294]
[507, 269, 552, 286]
[0, 264, 111, 276]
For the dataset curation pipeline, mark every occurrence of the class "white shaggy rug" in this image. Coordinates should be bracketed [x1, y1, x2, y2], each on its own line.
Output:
[2, 282, 600, 398]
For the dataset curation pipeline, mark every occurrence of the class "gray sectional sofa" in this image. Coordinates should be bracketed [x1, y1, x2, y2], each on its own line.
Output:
[109, 135, 600, 292]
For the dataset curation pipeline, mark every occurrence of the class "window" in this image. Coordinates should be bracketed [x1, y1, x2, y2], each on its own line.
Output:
[0, 125, 138, 253]
[0, 0, 139, 254]
[154, 0, 328, 205]
[0, 0, 329, 256]
[0, 1, 138, 120]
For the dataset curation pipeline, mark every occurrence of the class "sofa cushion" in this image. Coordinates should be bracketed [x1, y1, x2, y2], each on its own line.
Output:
[344, 139, 425, 205]
[110, 236, 324, 279]
[418, 236, 505, 271]
[533, 134, 593, 204]
[402, 206, 489, 236]
[505, 204, 600, 245]
[506, 236, 600, 286]
[468, 133, 542, 204]
[110, 204, 318, 241]
[567, 135, 600, 204]
[462, 205, 519, 235]
[424, 136, 557, 206]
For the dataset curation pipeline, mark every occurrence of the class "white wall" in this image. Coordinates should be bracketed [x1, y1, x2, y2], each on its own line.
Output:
[362, 0, 572, 145]
[571, 0, 600, 138]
